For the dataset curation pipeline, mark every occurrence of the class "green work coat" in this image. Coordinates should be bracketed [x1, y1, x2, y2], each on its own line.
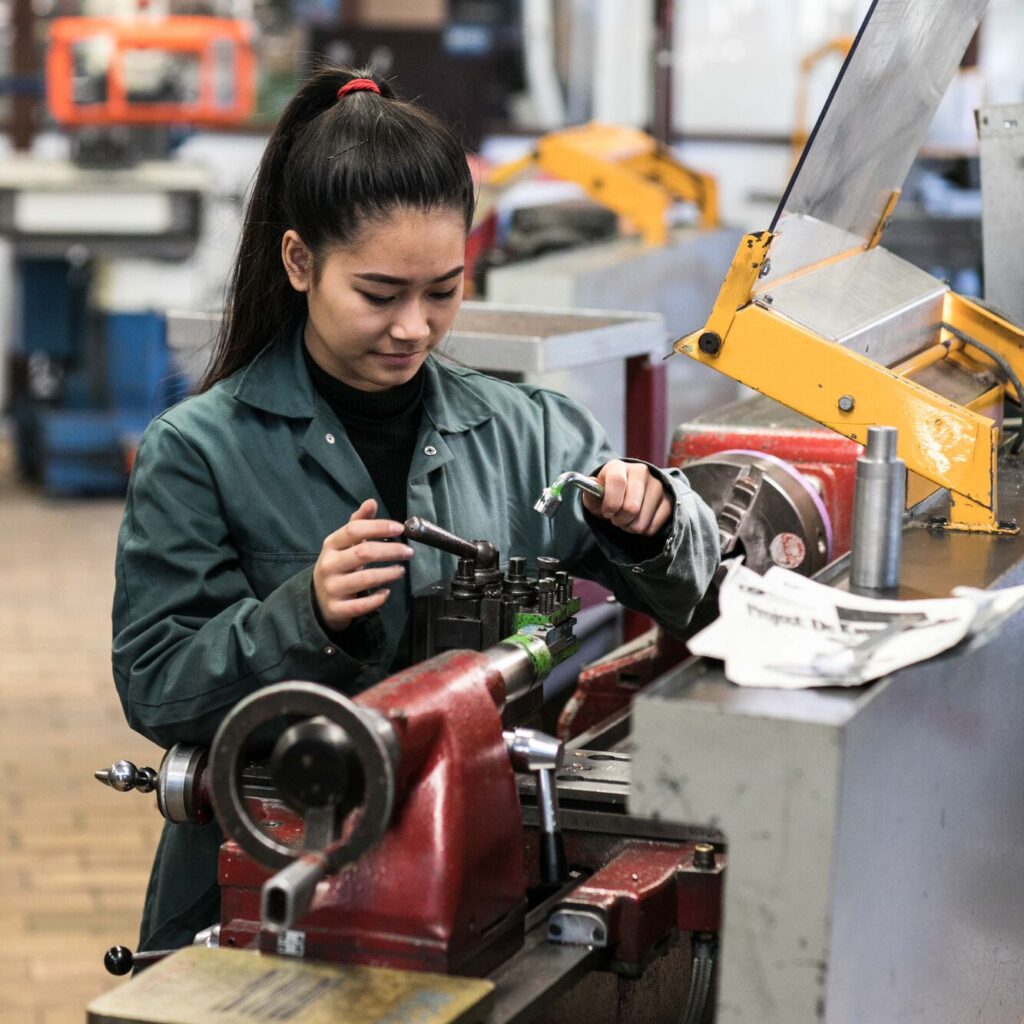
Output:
[112, 328, 720, 952]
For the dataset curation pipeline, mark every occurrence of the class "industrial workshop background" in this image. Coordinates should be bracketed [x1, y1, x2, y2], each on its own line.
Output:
[2, 1, 1024, 1023]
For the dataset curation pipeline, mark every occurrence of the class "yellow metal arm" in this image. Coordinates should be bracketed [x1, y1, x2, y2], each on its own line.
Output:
[482, 122, 719, 246]
[677, 233, 1022, 534]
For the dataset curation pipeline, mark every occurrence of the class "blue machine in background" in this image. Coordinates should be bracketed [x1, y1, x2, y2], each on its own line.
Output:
[8, 258, 187, 496]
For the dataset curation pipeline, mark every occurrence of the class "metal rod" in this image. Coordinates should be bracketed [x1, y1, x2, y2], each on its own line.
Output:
[404, 516, 479, 559]
[850, 426, 906, 590]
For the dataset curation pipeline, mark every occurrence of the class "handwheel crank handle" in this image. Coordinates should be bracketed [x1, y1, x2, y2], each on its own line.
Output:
[262, 853, 329, 933]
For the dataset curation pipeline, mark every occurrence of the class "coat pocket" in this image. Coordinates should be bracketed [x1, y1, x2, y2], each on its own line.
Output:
[236, 546, 319, 599]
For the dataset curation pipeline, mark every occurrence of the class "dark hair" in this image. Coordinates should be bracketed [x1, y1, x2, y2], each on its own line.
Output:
[200, 66, 475, 391]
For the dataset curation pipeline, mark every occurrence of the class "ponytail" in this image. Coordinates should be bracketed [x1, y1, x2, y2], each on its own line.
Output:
[200, 66, 474, 391]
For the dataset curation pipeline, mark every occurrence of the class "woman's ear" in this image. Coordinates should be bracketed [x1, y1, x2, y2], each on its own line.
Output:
[281, 230, 314, 292]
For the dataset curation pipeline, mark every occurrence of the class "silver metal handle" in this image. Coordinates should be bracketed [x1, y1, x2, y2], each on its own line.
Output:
[534, 471, 605, 518]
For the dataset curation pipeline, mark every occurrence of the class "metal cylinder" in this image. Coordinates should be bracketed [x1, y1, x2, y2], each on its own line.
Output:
[850, 426, 906, 590]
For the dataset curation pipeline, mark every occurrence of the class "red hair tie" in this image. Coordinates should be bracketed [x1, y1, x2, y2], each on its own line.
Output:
[337, 78, 381, 100]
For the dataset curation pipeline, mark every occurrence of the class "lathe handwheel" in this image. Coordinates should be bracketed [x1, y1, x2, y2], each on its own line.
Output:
[209, 682, 397, 871]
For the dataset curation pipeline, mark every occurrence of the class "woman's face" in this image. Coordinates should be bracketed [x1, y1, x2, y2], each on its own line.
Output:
[282, 206, 466, 392]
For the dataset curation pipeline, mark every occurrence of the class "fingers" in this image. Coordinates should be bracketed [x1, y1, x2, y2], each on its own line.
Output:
[329, 540, 415, 573]
[319, 586, 392, 629]
[322, 514, 405, 550]
[349, 498, 378, 521]
[633, 479, 673, 535]
[314, 557, 406, 631]
[591, 460, 673, 536]
[321, 563, 407, 602]
[314, 500, 412, 632]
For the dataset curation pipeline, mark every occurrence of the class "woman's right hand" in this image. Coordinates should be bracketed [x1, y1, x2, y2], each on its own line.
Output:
[313, 499, 414, 632]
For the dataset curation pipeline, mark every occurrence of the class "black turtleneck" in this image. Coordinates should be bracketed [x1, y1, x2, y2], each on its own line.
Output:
[303, 348, 425, 522]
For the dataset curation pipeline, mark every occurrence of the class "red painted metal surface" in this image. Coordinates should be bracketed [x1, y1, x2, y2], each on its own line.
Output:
[554, 842, 724, 967]
[557, 629, 687, 741]
[670, 423, 861, 558]
[623, 354, 669, 642]
[560, 411, 860, 739]
[218, 650, 526, 975]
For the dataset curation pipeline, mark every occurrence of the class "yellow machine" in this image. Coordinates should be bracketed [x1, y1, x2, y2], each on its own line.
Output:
[482, 121, 718, 245]
[676, 229, 1024, 534]
[676, 2, 1023, 537]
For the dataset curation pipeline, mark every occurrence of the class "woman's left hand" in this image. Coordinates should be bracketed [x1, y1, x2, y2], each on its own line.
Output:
[581, 460, 673, 537]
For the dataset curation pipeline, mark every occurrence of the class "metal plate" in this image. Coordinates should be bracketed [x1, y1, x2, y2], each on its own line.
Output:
[517, 748, 631, 806]
[757, 247, 947, 366]
[978, 103, 1024, 323]
[87, 947, 494, 1024]
[763, 0, 989, 287]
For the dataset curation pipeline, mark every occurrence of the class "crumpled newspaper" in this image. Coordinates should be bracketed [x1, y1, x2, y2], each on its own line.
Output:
[687, 560, 1024, 688]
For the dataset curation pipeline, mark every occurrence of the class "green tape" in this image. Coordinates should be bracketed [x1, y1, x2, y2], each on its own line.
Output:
[500, 633, 552, 680]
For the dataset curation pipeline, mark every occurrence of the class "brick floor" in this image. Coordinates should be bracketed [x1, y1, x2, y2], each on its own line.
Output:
[0, 442, 164, 1023]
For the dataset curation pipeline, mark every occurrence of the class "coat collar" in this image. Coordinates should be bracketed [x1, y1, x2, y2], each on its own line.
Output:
[231, 325, 493, 435]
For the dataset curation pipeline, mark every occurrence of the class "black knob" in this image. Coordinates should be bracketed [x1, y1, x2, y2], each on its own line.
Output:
[698, 331, 722, 356]
[104, 945, 134, 976]
[270, 719, 362, 814]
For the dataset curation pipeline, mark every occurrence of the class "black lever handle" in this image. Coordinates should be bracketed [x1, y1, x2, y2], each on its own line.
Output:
[404, 517, 498, 570]
[103, 945, 170, 976]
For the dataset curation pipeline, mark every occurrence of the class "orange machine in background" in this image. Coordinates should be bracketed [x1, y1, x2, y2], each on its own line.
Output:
[47, 16, 255, 128]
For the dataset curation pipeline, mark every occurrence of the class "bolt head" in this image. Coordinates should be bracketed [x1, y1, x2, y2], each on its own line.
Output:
[698, 332, 722, 356]
[837, 395, 856, 413]
[693, 842, 716, 870]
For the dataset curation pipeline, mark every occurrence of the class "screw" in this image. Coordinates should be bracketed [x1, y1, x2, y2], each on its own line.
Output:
[929, 515, 948, 527]
[759, 258, 771, 278]
[698, 332, 722, 356]
[763, 294, 774, 305]
[837, 395, 855, 413]
[999, 518, 1017, 530]
[693, 842, 715, 870]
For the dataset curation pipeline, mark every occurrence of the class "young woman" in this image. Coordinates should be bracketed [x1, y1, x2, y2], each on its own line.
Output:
[112, 67, 720, 952]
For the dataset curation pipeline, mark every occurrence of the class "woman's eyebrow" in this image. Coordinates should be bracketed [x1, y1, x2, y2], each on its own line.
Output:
[354, 265, 464, 286]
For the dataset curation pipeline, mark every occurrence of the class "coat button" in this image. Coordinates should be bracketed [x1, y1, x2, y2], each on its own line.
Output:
[631, 566, 644, 575]
[323, 644, 337, 656]
[424, 445, 438, 456]
[325, 433, 336, 445]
